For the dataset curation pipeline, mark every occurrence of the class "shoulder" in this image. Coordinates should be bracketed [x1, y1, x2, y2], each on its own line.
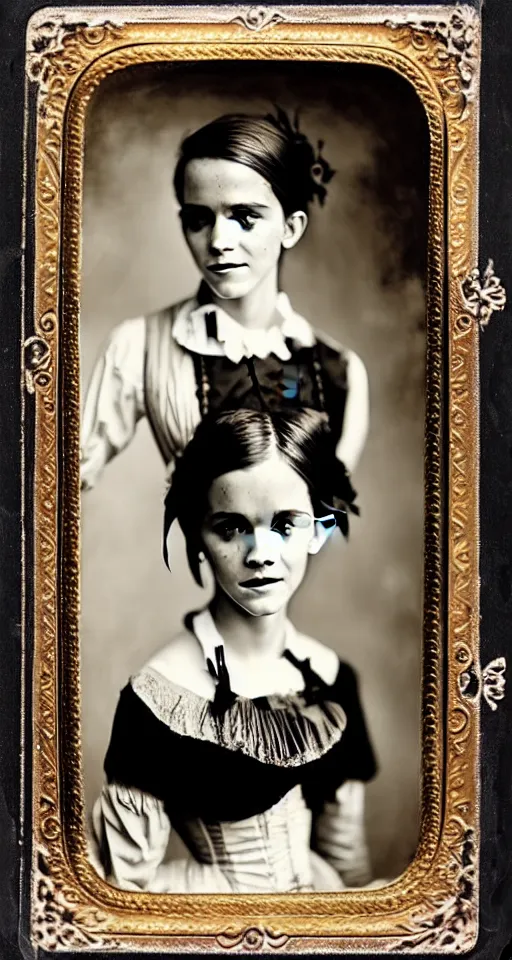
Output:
[96, 317, 146, 373]
[106, 315, 146, 345]
[315, 330, 367, 377]
[314, 328, 344, 354]
[112, 297, 194, 345]
[142, 629, 215, 700]
[290, 631, 341, 687]
[146, 297, 195, 328]
[344, 349, 368, 389]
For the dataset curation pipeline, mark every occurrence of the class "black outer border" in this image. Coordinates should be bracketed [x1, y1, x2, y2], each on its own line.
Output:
[2, 1, 511, 959]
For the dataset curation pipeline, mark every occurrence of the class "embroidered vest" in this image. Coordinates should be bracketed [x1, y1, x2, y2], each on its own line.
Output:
[144, 305, 348, 464]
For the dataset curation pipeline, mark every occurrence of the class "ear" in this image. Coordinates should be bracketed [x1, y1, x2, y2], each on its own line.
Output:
[308, 517, 337, 555]
[282, 210, 308, 250]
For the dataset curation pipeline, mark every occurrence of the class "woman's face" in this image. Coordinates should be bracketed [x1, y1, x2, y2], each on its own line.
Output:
[180, 158, 305, 301]
[201, 452, 322, 617]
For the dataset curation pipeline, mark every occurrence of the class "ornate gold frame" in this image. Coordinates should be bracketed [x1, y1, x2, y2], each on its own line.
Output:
[25, 3, 486, 953]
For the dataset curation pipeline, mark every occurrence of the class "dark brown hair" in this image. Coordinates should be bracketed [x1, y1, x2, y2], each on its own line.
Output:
[163, 407, 358, 584]
[173, 110, 335, 217]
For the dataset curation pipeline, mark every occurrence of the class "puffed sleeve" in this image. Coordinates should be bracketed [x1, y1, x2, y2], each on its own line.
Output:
[304, 662, 377, 811]
[311, 779, 372, 887]
[80, 317, 146, 491]
[305, 662, 377, 888]
[91, 782, 171, 891]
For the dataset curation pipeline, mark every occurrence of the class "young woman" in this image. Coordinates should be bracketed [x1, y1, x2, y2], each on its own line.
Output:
[90, 408, 377, 894]
[81, 110, 369, 490]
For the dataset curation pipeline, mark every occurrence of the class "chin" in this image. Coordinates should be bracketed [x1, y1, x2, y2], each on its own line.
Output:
[202, 277, 256, 301]
[236, 596, 287, 618]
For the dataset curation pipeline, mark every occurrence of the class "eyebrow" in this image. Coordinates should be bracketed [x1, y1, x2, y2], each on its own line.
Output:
[229, 203, 270, 212]
[209, 512, 248, 523]
[208, 510, 312, 525]
[272, 510, 312, 527]
[181, 202, 271, 213]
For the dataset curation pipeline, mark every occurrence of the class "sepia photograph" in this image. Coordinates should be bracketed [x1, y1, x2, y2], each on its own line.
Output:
[78, 59, 429, 895]
[24, 6, 483, 951]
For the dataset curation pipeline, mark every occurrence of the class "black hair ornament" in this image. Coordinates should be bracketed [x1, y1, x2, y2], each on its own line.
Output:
[264, 106, 336, 207]
[162, 480, 177, 571]
[321, 460, 360, 539]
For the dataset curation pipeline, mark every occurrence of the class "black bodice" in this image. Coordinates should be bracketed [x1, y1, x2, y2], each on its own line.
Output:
[191, 339, 348, 444]
[104, 658, 377, 824]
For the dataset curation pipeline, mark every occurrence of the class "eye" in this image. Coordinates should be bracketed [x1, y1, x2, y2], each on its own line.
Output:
[272, 519, 294, 538]
[212, 519, 250, 542]
[230, 208, 260, 230]
[271, 514, 310, 538]
[180, 207, 213, 233]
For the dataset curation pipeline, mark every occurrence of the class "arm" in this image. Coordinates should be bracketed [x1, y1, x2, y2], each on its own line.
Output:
[336, 349, 369, 473]
[90, 781, 234, 894]
[308, 661, 377, 888]
[311, 779, 372, 887]
[80, 318, 146, 491]
[91, 782, 170, 892]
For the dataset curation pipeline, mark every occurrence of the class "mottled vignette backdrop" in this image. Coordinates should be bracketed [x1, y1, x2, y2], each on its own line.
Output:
[79, 61, 429, 881]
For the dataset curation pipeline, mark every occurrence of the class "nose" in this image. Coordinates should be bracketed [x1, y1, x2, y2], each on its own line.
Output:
[209, 215, 236, 254]
[244, 527, 281, 568]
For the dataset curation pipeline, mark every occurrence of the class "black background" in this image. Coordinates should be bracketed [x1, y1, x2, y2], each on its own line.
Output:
[1, 1, 512, 958]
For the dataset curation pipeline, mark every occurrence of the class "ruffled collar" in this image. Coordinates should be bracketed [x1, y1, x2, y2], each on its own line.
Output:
[172, 292, 315, 364]
[131, 668, 346, 769]
[130, 608, 346, 768]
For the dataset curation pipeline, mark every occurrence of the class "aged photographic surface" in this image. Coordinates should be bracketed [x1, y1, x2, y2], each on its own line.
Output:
[24, 2, 484, 950]
[79, 60, 429, 895]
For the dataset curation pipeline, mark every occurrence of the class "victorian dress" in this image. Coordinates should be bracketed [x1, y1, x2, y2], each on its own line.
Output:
[90, 609, 377, 893]
[80, 292, 352, 489]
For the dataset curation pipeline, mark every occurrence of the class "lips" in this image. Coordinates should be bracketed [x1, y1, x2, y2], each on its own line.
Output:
[239, 577, 283, 589]
[207, 262, 246, 274]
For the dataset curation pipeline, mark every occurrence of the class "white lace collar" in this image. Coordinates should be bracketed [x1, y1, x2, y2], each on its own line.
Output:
[172, 292, 315, 364]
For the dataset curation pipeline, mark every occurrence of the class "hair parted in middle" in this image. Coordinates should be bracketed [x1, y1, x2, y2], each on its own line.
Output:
[173, 107, 336, 217]
[163, 407, 358, 584]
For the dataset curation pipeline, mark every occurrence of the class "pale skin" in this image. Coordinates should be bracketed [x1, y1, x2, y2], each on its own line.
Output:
[181, 158, 369, 472]
[150, 451, 340, 701]
[105, 450, 376, 889]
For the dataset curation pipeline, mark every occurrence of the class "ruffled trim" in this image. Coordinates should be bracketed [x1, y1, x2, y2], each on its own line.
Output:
[172, 293, 315, 364]
[131, 667, 346, 769]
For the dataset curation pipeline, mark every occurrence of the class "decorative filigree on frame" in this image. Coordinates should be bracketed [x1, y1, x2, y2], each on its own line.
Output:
[229, 7, 286, 30]
[387, 6, 479, 116]
[33, 850, 116, 952]
[482, 657, 506, 711]
[26, 16, 75, 85]
[461, 259, 507, 330]
[217, 927, 290, 950]
[395, 829, 476, 953]
[457, 656, 506, 713]
[27, 19, 124, 103]
[25, 6, 480, 954]
[458, 661, 480, 701]
[24, 334, 52, 393]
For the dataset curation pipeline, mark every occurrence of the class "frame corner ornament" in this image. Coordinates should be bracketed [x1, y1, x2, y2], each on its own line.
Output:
[228, 7, 287, 31]
[26, 15, 72, 84]
[461, 259, 507, 330]
[387, 5, 479, 115]
[481, 657, 506, 711]
[32, 849, 116, 952]
[395, 828, 477, 953]
[26, 16, 124, 99]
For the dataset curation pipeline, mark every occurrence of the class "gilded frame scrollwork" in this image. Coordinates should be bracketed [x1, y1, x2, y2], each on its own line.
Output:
[25, 4, 485, 953]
